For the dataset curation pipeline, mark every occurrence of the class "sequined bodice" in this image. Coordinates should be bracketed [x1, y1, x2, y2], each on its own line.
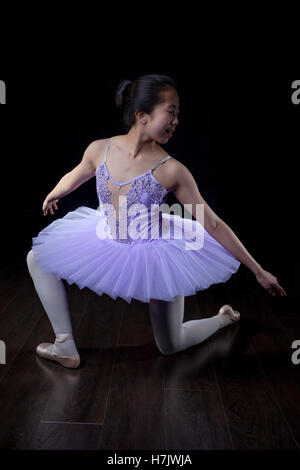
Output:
[95, 138, 171, 244]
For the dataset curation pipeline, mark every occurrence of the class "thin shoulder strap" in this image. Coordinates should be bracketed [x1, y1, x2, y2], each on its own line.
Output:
[103, 138, 111, 163]
[151, 155, 171, 171]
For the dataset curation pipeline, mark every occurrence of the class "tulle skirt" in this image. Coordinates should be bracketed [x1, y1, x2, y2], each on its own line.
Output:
[31, 206, 241, 304]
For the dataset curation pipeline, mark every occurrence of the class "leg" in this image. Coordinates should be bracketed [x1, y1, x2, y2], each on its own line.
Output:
[26, 249, 78, 356]
[149, 295, 228, 355]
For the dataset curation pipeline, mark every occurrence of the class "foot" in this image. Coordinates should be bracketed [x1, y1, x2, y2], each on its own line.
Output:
[36, 343, 81, 368]
[217, 304, 240, 328]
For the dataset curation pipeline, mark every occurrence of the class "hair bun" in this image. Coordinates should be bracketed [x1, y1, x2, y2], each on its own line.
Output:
[115, 79, 133, 109]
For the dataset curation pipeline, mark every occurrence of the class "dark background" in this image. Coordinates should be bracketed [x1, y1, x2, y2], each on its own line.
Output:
[0, 71, 298, 308]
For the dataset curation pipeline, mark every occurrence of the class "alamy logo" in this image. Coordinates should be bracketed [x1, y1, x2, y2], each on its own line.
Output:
[0, 80, 6, 104]
[0, 340, 6, 364]
[291, 80, 300, 105]
[291, 340, 300, 365]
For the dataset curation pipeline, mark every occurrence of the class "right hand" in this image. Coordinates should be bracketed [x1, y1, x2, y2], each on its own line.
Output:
[42, 196, 59, 216]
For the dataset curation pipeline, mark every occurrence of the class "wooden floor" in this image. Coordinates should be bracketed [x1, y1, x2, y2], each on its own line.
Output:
[0, 258, 299, 450]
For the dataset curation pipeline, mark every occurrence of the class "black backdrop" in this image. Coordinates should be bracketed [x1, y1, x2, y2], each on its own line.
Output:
[0, 71, 298, 307]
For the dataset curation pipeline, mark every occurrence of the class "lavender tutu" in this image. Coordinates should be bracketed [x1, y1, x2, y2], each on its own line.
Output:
[31, 138, 241, 304]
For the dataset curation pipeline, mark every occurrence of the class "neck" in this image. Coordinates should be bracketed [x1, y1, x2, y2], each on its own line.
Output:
[123, 126, 156, 160]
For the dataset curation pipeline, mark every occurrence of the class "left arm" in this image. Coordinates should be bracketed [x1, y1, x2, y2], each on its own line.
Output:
[209, 220, 263, 275]
[170, 160, 287, 297]
[210, 221, 287, 296]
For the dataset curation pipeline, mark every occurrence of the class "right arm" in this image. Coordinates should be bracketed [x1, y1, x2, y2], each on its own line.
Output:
[42, 140, 104, 215]
[169, 159, 287, 297]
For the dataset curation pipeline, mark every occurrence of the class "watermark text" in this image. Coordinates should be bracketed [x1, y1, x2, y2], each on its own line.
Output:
[291, 340, 300, 365]
[0, 340, 6, 364]
[0, 80, 6, 104]
[291, 80, 300, 105]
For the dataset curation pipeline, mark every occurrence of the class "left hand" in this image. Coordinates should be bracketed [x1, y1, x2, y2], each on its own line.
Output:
[255, 269, 287, 297]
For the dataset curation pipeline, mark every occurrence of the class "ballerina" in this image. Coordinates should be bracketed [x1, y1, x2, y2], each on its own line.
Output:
[27, 74, 287, 368]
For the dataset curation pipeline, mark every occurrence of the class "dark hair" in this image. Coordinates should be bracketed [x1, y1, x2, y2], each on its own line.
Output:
[115, 74, 177, 132]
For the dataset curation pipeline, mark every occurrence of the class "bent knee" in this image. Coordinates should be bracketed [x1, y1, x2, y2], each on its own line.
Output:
[157, 343, 180, 355]
[26, 249, 37, 269]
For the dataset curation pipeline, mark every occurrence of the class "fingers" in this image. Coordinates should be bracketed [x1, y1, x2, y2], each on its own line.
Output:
[42, 203, 58, 216]
[269, 283, 287, 297]
[268, 287, 276, 296]
[50, 204, 57, 214]
[274, 281, 287, 296]
[266, 273, 287, 297]
[278, 285, 287, 296]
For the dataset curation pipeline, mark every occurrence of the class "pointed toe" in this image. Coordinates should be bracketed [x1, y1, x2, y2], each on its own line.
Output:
[218, 304, 240, 322]
[36, 342, 81, 369]
[36, 342, 53, 358]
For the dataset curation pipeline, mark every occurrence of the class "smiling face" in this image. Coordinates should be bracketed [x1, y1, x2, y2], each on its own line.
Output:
[135, 86, 180, 143]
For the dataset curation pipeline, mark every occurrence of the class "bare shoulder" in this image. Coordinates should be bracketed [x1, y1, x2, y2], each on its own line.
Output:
[153, 145, 187, 192]
[155, 144, 185, 169]
[83, 138, 108, 171]
[164, 158, 190, 192]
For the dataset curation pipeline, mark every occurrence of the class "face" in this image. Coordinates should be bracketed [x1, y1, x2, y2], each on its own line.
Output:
[137, 86, 180, 143]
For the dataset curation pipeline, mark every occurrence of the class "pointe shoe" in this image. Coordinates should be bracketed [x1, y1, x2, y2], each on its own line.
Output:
[36, 343, 81, 369]
[218, 304, 240, 327]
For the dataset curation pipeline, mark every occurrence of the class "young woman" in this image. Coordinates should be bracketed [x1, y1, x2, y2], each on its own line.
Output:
[26, 74, 286, 369]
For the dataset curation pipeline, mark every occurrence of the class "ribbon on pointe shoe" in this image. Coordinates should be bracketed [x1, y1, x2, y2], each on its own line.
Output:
[55, 333, 74, 343]
[52, 333, 79, 357]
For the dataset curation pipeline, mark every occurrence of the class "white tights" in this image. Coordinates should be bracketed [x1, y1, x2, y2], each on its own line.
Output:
[26, 249, 79, 356]
[26, 249, 232, 357]
[148, 296, 222, 355]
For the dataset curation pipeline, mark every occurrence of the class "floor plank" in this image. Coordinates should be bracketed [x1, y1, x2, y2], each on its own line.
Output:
[0, 261, 298, 451]
[0, 283, 89, 449]
[164, 294, 233, 450]
[99, 298, 165, 450]
[41, 290, 122, 425]
[212, 295, 298, 450]
[247, 299, 300, 448]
